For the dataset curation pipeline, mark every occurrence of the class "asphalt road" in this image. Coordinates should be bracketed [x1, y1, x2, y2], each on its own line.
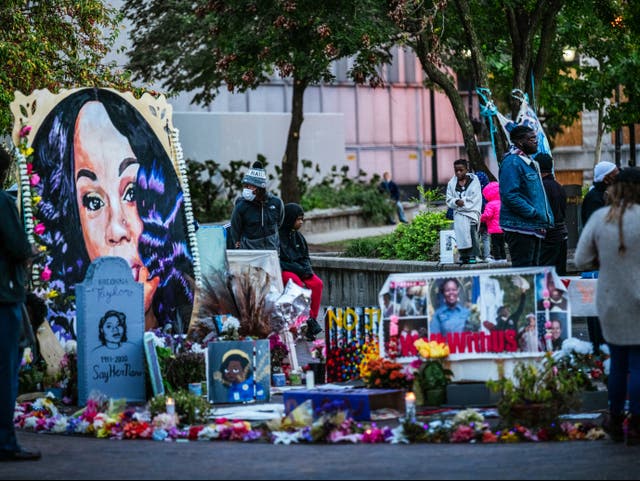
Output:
[1, 430, 639, 480]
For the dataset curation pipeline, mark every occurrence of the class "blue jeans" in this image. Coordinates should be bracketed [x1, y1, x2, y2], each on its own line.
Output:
[0, 303, 22, 453]
[608, 344, 640, 415]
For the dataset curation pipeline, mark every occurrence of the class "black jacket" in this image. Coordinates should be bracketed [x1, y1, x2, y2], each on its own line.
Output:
[229, 193, 284, 250]
[278, 203, 313, 279]
[581, 182, 607, 226]
[0, 190, 32, 304]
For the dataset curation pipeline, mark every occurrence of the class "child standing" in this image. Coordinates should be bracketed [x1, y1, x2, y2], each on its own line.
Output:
[279, 203, 324, 341]
[480, 181, 506, 261]
[446, 159, 482, 264]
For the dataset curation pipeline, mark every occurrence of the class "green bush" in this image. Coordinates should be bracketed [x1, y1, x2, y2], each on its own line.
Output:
[377, 211, 451, 261]
[148, 391, 210, 425]
[164, 351, 206, 392]
[343, 237, 384, 258]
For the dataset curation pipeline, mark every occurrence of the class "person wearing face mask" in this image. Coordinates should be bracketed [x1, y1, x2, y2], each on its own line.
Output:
[230, 161, 284, 250]
[499, 124, 554, 267]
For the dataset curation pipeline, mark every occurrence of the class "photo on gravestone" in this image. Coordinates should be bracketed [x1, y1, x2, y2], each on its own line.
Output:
[208, 340, 270, 404]
[143, 332, 165, 397]
[76, 257, 146, 405]
[10, 88, 198, 341]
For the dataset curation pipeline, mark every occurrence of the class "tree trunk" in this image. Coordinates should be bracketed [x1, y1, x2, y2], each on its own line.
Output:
[416, 38, 493, 179]
[281, 75, 307, 203]
[594, 105, 605, 166]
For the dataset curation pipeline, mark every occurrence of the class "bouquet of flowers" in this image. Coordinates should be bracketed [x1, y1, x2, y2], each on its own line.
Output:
[412, 339, 453, 405]
[553, 338, 609, 391]
[363, 358, 413, 390]
[310, 339, 326, 363]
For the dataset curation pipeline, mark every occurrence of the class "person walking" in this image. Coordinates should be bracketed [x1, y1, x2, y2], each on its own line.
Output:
[536, 153, 568, 275]
[574, 166, 640, 445]
[0, 146, 41, 462]
[446, 159, 482, 264]
[229, 161, 284, 250]
[379, 171, 408, 224]
[581, 160, 619, 353]
[499, 125, 554, 267]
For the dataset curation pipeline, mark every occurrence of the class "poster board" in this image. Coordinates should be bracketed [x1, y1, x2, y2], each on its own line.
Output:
[10, 88, 199, 338]
[207, 340, 270, 404]
[143, 332, 165, 397]
[378, 266, 571, 358]
[439, 229, 457, 264]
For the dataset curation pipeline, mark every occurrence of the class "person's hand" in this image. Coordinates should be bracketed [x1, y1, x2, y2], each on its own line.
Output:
[455, 199, 464, 207]
[235, 241, 240, 249]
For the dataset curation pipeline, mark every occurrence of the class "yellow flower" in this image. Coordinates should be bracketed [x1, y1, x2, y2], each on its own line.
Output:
[20, 146, 34, 157]
[46, 290, 59, 299]
[32, 195, 42, 204]
[38, 245, 47, 252]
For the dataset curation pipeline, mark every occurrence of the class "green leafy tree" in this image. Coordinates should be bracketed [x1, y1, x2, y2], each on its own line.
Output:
[0, 1, 136, 138]
[123, 0, 396, 203]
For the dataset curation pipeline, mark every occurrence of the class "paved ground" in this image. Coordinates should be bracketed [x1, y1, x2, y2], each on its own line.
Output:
[3, 427, 640, 480]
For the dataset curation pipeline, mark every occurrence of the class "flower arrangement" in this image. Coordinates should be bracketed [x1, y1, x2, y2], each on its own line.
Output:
[363, 358, 413, 390]
[411, 339, 453, 405]
[553, 338, 609, 391]
[486, 352, 584, 428]
[310, 338, 326, 363]
[269, 333, 289, 374]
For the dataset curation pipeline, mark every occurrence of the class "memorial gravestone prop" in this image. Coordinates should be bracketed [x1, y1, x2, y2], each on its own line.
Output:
[76, 257, 146, 405]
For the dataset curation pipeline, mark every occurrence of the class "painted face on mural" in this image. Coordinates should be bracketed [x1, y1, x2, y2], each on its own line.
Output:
[73, 101, 159, 317]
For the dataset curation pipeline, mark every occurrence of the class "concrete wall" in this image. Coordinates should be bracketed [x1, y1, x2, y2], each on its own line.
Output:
[172, 112, 347, 183]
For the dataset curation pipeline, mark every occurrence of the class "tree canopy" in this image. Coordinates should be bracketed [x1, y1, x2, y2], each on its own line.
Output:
[0, 1, 135, 138]
[123, 0, 396, 202]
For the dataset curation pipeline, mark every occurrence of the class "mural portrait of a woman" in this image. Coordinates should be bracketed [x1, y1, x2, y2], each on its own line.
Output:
[25, 88, 195, 336]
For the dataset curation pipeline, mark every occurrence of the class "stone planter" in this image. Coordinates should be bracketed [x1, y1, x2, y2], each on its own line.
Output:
[425, 388, 447, 407]
[579, 390, 608, 412]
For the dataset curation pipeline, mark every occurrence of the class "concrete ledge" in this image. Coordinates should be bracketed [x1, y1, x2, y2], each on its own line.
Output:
[304, 203, 421, 234]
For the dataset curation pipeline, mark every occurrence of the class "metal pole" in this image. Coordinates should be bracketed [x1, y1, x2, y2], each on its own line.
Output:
[430, 89, 438, 188]
[615, 85, 622, 166]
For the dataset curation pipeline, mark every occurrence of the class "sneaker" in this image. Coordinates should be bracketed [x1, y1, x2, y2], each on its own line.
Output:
[305, 317, 323, 341]
[0, 448, 42, 462]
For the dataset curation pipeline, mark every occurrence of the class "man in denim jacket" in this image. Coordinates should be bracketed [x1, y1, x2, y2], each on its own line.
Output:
[499, 125, 554, 266]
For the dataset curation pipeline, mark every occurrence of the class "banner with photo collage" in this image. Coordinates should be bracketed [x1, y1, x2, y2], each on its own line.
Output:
[378, 267, 571, 359]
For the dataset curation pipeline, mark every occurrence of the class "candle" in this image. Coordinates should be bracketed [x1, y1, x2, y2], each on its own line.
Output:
[306, 369, 315, 389]
[166, 397, 175, 415]
[405, 391, 416, 422]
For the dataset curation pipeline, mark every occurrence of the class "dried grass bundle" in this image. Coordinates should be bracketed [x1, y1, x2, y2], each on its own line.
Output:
[190, 266, 275, 342]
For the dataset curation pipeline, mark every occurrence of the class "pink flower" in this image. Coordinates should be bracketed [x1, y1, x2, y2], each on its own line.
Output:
[40, 266, 52, 282]
[29, 173, 40, 186]
[19, 125, 32, 137]
[544, 321, 552, 329]
[542, 289, 550, 299]
[542, 300, 551, 310]
[34, 223, 45, 235]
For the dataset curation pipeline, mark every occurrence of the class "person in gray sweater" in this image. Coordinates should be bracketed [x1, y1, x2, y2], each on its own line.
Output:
[574, 166, 640, 446]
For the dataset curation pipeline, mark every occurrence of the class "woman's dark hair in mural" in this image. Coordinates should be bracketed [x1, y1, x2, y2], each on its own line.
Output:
[32, 88, 194, 333]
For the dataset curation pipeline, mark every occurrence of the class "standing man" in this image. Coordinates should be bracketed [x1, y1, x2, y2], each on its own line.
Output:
[379, 171, 408, 225]
[499, 125, 554, 267]
[536, 153, 568, 275]
[0, 146, 41, 462]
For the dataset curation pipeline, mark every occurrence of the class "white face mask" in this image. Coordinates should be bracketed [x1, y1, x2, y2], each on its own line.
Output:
[242, 188, 256, 201]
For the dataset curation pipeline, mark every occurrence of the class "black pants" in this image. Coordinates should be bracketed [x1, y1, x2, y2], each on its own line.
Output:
[490, 233, 507, 260]
[540, 237, 568, 275]
[505, 231, 541, 267]
[586, 316, 605, 354]
[459, 223, 480, 262]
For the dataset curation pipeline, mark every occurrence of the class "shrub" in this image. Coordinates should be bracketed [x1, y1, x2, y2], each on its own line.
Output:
[376, 211, 451, 261]
[148, 391, 210, 425]
[164, 351, 206, 392]
[343, 237, 384, 258]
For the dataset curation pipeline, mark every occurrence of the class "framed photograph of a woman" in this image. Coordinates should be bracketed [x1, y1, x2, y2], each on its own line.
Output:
[10, 88, 198, 337]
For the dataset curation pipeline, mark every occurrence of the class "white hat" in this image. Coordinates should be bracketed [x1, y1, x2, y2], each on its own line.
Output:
[594, 161, 617, 183]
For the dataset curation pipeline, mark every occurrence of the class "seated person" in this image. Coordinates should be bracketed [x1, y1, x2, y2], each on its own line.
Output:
[279, 203, 324, 341]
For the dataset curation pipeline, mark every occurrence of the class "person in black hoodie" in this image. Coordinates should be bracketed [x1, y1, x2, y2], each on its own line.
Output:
[279, 203, 324, 341]
[0, 146, 41, 461]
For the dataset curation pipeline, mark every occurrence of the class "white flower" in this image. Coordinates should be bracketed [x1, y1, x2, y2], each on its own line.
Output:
[561, 337, 593, 356]
[197, 425, 220, 440]
[222, 316, 241, 332]
[51, 416, 69, 433]
[23, 416, 39, 430]
[452, 408, 484, 426]
[190, 342, 206, 354]
[388, 425, 410, 444]
[75, 420, 91, 434]
[64, 340, 77, 354]
[149, 331, 167, 348]
[272, 430, 302, 445]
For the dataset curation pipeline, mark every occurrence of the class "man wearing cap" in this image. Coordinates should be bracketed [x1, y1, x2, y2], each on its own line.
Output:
[499, 125, 554, 266]
[582, 160, 619, 225]
[229, 161, 284, 250]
